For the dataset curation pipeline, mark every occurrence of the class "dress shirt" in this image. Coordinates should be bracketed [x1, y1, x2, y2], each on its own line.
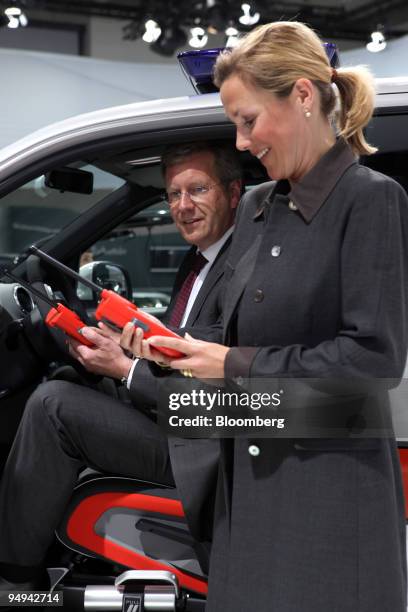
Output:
[126, 225, 234, 388]
[180, 226, 234, 327]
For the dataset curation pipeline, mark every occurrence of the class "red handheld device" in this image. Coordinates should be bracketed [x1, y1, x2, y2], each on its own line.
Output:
[45, 304, 93, 347]
[95, 289, 183, 359]
[29, 247, 184, 359]
[2, 269, 93, 347]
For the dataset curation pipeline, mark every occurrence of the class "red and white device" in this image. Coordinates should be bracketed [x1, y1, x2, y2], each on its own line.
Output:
[30, 247, 184, 359]
[2, 269, 93, 347]
[94, 289, 184, 358]
[45, 303, 93, 346]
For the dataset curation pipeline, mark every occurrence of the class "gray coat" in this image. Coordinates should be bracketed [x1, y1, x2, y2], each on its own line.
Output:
[205, 139, 408, 612]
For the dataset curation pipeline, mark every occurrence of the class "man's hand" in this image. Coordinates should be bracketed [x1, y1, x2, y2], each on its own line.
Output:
[68, 326, 133, 380]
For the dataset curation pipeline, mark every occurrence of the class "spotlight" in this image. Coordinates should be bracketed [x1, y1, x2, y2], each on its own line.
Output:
[142, 19, 161, 43]
[151, 23, 187, 56]
[225, 25, 239, 48]
[189, 26, 208, 49]
[18, 11, 27, 26]
[4, 6, 28, 29]
[239, 3, 260, 26]
[366, 29, 386, 52]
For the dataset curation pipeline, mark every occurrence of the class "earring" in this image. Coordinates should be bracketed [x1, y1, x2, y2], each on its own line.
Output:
[305, 110, 311, 118]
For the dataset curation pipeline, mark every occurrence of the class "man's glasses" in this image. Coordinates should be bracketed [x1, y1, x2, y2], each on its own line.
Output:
[166, 182, 223, 206]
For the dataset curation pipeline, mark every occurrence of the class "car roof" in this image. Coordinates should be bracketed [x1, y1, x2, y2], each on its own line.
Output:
[0, 93, 225, 175]
[1, 76, 408, 182]
[375, 76, 408, 95]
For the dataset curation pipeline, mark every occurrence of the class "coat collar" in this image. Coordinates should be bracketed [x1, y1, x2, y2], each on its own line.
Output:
[254, 138, 357, 222]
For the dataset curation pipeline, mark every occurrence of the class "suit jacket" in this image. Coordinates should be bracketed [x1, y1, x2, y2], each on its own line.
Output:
[205, 141, 408, 611]
[129, 236, 231, 542]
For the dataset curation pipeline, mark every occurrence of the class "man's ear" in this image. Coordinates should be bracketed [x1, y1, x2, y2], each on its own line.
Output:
[229, 179, 243, 209]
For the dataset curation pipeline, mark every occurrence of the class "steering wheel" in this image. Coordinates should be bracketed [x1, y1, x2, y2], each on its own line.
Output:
[25, 253, 101, 382]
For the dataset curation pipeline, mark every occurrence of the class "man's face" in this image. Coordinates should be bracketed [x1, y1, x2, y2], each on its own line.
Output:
[165, 151, 239, 251]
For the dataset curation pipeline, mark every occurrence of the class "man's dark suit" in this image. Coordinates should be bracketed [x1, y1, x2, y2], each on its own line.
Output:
[129, 238, 231, 541]
[0, 236, 231, 567]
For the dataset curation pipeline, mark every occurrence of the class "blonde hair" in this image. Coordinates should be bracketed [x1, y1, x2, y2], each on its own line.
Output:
[213, 21, 377, 156]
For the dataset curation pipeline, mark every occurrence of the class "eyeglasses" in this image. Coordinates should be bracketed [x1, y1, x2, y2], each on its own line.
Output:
[165, 182, 223, 206]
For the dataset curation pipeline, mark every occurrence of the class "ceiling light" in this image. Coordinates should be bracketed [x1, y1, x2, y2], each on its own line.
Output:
[18, 11, 27, 27]
[4, 6, 28, 29]
[189, 26, 208, 48]
[239, 3, 260, 26]
[126, 156, 161, 166]
[366, 30, 386, 53]
[5, 7, 21, 16]
[225, 26, 239, 47]
[142, 19, 161, 43]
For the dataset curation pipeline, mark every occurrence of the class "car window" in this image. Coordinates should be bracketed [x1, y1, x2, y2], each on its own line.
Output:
[74, 145, 270, 318]
[364, 113, 408, 193]
[0, 163, 125, 266]
[80, 199, 189, 318]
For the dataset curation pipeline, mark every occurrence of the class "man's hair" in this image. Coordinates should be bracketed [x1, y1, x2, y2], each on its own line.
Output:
[161, 140, 242, 186]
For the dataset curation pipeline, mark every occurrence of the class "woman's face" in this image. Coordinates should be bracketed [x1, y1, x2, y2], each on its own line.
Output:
[220, 74, 315, 182]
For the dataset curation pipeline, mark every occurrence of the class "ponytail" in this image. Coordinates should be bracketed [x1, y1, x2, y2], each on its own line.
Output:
[333, 66, 377, 156]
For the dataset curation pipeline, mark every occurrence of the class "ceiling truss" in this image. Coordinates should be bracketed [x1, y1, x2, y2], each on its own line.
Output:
[1, 0, 408, 41]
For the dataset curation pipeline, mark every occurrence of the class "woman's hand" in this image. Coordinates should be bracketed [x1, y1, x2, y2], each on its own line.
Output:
[97, 321, 121, 344]
[98, 316, 168, 363]
[146, 332, 229, 379]
[119, 322, 165, 362]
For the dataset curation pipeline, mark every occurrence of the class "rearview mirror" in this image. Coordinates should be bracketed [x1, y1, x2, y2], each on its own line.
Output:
[44, 167, 94, 194]
[77, 261, 133, 303]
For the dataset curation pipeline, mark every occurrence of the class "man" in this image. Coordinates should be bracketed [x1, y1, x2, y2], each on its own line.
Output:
[0, 140, 242, 590]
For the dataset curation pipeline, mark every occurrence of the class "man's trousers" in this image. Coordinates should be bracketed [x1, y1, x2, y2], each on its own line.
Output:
[0, 380, 175, 566]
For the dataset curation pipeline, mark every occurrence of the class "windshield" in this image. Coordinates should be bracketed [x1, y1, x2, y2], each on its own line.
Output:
[0, 164, 125, 265]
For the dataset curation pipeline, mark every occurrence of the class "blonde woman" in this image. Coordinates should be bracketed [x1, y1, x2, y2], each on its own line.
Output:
[130, 21, 408, 611]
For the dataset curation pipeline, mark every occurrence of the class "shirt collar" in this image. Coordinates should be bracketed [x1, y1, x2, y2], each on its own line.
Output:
[198, 225, 234, 266]
[254, 138, 357, 222]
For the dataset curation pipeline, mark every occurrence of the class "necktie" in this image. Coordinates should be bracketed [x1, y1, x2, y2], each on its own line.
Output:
[168, 251, 208, 327]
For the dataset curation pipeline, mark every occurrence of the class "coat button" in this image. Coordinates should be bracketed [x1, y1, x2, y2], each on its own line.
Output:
[248, 444, 260, 457]
[234, 376, 244, 386]
[271, 245, 281, 257]
[288, 200, 298, 211]
[254, 289, 264, 302]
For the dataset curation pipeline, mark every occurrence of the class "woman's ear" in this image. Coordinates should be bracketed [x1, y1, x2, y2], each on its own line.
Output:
[293, 78, 314, 113]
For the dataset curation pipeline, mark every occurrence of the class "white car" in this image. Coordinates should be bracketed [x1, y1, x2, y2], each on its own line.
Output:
[0, 70, 408, 609]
